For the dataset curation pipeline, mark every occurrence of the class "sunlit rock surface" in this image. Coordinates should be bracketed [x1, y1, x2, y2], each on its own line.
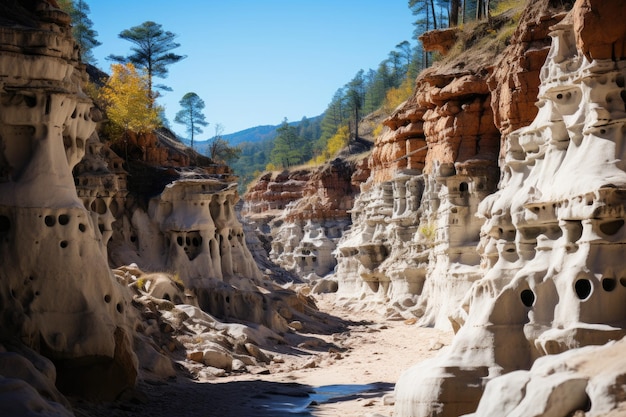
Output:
[333, 14, 508, 326]
[243, 158, 367, 281]
[395, 0, 626, 415]
[0, 0, 137, 408]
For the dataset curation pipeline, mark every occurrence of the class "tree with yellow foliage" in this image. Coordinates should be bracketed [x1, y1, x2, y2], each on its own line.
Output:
[312, 125, 350, 164]
[100, 63, 161, 135]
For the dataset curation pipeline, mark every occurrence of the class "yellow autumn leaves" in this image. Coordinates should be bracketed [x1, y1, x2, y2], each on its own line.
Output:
[99, 63, 161, 135]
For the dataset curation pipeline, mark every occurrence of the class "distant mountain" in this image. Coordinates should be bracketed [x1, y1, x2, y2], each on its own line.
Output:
[221, 125, 280, 145]
[181, 115, 323, 148]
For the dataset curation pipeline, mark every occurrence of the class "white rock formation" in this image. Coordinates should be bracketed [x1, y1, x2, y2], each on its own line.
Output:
[0, 2, 137, 404]
[270, 218, 346, 280]
[395, 11, 626, 417]
[334, 162, 495, 326]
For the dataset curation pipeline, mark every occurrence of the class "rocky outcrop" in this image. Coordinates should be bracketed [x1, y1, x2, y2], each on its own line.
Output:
[0, 0, 137, 408]
[333, 12, 516, 325]
[395, 0, 626, 415]
[488, 0, 570, 139]
[419, 27, 460, 56]
[573, 0, 626, 61]
[243, 158, 367, 281]
[0, 2, 344, 414]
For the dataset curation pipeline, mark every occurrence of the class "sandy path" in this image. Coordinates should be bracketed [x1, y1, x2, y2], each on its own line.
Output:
[74, 294, 453, 417]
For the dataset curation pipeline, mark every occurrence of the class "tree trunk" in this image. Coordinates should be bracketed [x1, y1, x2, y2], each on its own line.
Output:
[450, 0, 460, 26]
[430, 0, 438, 29]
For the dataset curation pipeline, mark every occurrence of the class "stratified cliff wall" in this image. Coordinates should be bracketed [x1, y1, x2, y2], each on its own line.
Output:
[333, 12, 523, 326]
[0, 3, 341, 414]
[395, 0, 626, 415]
[243, 157, 369, 281]
[0, 0, 137, 409]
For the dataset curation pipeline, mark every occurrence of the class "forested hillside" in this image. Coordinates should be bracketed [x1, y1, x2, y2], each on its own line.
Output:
[228, 0, 515, 192]
[59, 0, 518, 194]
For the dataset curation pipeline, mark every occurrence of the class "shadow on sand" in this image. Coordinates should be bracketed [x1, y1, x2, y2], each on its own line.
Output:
[73, 378, 394, 417]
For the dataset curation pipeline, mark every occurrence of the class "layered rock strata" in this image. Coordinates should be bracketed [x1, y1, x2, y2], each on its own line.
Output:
[395, 0, 626, 415]
[0, 0, 137, 408]
[333, 14, 517, 325]
[243, 158, 366, 281]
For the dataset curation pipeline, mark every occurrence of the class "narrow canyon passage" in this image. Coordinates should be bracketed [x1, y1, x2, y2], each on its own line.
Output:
[73, 293, 452, 417]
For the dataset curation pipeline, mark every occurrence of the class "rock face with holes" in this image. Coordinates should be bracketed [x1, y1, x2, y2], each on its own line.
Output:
[0, 0, 137, 409]
[395, 0, 626, 415]
[243, 158, 365, 280]
[333, 13, 509, 324]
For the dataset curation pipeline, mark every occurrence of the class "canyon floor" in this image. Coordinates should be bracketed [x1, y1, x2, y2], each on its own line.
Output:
[74, 293, 453, 417]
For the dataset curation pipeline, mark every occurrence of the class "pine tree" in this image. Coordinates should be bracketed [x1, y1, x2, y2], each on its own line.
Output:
[107, 21, 186, 105]
[174, 92, 208, 150]
[270, 119, 308, 168]
[345, 70, 365, 141]
[58, 0, 101, 64]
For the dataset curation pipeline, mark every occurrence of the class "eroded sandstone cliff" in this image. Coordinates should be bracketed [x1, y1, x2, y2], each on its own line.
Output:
[0, 0, 137, 409]
[243, 157, 369, 283]
[0, 2, 343, 414]
[395, 0, 626, 415]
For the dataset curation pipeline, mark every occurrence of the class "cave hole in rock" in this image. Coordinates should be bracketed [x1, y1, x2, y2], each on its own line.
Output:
[71, 108, 77, 119]
[565, 220, 583, 242]
[520, 289, 535, 307]
[104, 294, 111, 303]
[98, 224, 105, 234]
[575, 279, 592, 300]
[602, 278, 617, 292]
[78, 223, 86, 232]
[44, 215, 55, 227]
[225, 295, 230, 304]
[62, 135, 73, 150]
[176, 236, 183, 246]
[23, 94, 36, 108]
[185, 237, 190, 246]
[90, 198, 107, 215]
[459, 182, 468, 193]
[599, 219, 624, 236]
[163, 294, 171, 301]
[58, 214, 69, 226]
[109, 200, 120, 217]
[59, 240, 68, 249]
[0, 215, 10, 233]
[116, 303, 123, 313]
[130, 235, 137, 243]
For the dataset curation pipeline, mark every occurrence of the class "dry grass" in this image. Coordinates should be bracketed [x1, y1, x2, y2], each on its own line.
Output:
[435, 2, 525, 74]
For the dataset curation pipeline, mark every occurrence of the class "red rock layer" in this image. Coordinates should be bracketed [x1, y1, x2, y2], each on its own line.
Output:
[110, 130, 231, 176]
[573, 0, 626, 61]
[420, 27, 461, 55]
[371, 67, 499, 182]
[244, 158, 369, 222]
[488, 0, 573, 139]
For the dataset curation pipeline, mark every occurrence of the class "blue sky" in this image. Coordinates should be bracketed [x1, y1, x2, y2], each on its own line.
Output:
[89, 1, 416, 136]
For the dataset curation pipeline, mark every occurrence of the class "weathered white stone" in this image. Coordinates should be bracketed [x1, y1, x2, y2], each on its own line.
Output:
[395, 14, 626, 417]
[0, 1, 137, 402]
